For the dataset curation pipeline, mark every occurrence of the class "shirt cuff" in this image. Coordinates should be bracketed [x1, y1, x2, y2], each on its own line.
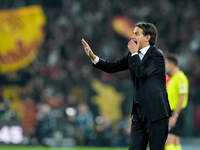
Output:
[92, 56, 99, 64]
[131, 53, 138, 57]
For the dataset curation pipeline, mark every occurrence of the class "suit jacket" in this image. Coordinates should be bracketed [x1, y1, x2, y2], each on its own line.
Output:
[93, 45, 171, 122]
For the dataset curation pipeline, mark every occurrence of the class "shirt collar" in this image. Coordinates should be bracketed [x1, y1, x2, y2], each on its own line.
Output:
[139, 45, 150, 55]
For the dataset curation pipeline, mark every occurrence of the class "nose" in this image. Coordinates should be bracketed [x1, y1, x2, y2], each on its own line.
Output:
[131, 34, 135, 39]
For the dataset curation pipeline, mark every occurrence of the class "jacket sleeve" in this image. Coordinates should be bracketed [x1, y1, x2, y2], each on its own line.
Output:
[93, 54, 129, 73]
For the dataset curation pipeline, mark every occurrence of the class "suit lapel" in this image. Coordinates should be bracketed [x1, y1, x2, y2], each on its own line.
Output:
[142, 45, 154, 63]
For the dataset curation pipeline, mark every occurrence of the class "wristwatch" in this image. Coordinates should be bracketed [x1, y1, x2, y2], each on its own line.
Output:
[172, 112, 179, 118]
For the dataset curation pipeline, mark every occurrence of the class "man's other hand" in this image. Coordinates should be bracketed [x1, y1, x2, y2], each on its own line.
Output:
[128, 39, 140, 54]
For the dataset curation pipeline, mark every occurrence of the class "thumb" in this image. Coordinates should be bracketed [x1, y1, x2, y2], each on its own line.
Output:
[89, 50, 93, 57]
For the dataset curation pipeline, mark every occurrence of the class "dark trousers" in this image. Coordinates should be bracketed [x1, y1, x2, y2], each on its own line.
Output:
[129, 104, 169, 150]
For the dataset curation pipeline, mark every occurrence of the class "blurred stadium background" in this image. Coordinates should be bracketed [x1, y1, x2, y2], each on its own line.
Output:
[0, 0, 200, 149]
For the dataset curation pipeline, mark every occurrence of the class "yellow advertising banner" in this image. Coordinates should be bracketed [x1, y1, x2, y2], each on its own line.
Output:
[0, 5, 46, 74]
[91, 79, 124, 123]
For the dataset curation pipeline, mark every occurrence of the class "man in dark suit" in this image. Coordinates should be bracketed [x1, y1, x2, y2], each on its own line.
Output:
[81, 22, 171, 150]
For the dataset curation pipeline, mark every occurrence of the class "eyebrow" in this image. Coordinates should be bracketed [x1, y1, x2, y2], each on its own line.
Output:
[134, 31, 139, 34]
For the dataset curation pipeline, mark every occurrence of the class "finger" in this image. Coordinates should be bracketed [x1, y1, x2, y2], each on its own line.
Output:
[129, 40, 133, 45]
[82, 38, 86, 43]
[81, 39, 85, 46]
[131, 39, 136, 44]
[82, 39, 89, 46]
[82, 38, 86, 44]
[81, 38, 88, 47]
[89, 51, 92, 56]
[85, 47, 90, 51]
[137, 39, 140, 45]
[82, 42, 87, 48]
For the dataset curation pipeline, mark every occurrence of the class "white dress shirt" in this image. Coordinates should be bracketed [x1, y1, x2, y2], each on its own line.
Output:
[131, 45, 150, 60]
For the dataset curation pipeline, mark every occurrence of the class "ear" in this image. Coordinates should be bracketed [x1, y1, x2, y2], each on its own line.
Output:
[145, 35, 151, 42]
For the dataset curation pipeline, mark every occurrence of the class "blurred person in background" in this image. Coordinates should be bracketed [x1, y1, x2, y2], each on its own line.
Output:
[74, 103, 94, 146]
[93, 115, 115, 147]
[117, 116, 131, 147]
[82, 22, 171, 150]
[35, 103, 55, 146]
[165, 54, 189, 150]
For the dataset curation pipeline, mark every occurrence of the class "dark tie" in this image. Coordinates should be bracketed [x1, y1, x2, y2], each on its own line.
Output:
[138, 51, 142, 60]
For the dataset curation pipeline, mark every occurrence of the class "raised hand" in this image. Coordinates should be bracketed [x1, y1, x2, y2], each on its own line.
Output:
[81, 38, 96, 60]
